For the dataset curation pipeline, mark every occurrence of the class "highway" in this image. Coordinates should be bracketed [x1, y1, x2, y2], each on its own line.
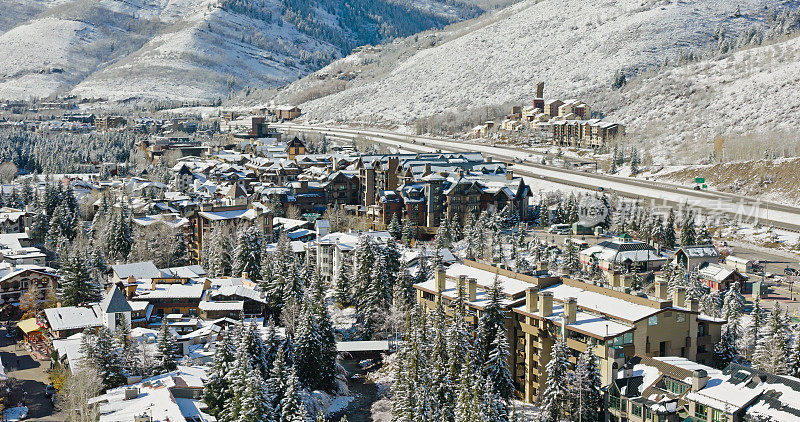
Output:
[275, 123, 800, 232]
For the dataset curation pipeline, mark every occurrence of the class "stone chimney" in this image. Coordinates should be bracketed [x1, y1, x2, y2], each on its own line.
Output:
[688, 298, 699, 312]
[506, 170, 514, 180]
[692, 369, 709, 392]
[564, 297, 577, 325]
[526, 287, 538, 313]
[654, 280, 668, 300]
[435, 266, 446, 293]
[467, 278, 477, 302]
[673, 286, 686, 308]
[536, 81, 545, 98]
[539, 291, 553, 316]
[457, 275, 467, 298]
[241, 271, 249, 280]
[537, 261, 548, 272]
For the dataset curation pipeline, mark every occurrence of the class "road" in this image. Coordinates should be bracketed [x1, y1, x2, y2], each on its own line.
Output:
[276, 123, 800, 232]
[1, 326, 63, 421]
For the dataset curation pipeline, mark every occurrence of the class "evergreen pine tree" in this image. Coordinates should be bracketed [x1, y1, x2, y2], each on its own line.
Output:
[697, 223, 713, 245]
[680, 210, 697, 246]
[454, 366, 481, 422]
[268, 346, 289, 418]
[664, 209, 677, 249]
[476, 276, 507, 368]
[480, 378, 509, 422]
[714, 322, 739, 369]
[721, 282, 745, 322]
[236, 371, 276, 422]
[334, 264, 351, 306]
[388, 213, 402, 239]
[86, 326, 127, 391]
[572, 345, 602, 422]
[204, 227, 233, 277]
[539, 338, 571, 422]
[746, 301, 765, 360]
[232, 226, 264, 280]
[294, 275, 337, 392]
[155, 322, 178, 373]
[59, 250, 102, 306]
[484, 329, 514, 403]
[787, 332, 800, 377]
[29, 211, 50, 245]
[280, 366, 307, 422]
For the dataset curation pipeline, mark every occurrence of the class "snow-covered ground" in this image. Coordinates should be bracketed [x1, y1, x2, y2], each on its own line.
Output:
[293, 0, 788, 124]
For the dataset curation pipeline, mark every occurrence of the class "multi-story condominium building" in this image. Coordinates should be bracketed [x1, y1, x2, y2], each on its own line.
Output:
[414, 261, 725, 405]
[552, 119, 625, 149]
[186, 203, 273, 264]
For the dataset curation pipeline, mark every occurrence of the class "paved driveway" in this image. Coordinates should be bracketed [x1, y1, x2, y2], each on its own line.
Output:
[1, 326, 65, 421]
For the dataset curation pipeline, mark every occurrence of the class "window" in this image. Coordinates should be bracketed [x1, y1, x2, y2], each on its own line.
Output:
[609, 389, 621, 410]
[648, 315, 658, 326]
[711, 409, 727, 422]
[676, 312, 686, 323]
[172, 308, 180, 314]
[665, 378, 688, 395]
[699, 324, 707, 337]
[695, 404, 707, 419]
[631, 404, 642, 417]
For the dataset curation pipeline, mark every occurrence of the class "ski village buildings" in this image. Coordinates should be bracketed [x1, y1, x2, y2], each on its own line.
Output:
[0, 118, 795, 422]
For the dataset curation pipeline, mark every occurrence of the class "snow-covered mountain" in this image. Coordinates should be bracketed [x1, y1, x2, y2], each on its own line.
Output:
[283, 0, 799, 127]
[0, 0, 487, 101]
[601, 31, 800, 163]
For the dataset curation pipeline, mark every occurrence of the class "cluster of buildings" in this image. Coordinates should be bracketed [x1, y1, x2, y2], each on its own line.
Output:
[412, 253, 784, 421]
[470, 82, 625, 149]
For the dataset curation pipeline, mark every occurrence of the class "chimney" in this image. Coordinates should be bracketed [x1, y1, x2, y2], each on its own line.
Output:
[435, 266, 446, 293]
[467, 278, 477, 301]
[151, 279, 157, 291]
[654, 280, 668, 300]
[692, 369, 709, 392]
[506, 170, 514, 180]
[537, 261, 549, 272]
[688, 298, 699, 312]
[458, 275, 467, 298]
[241, 272, 249, 280]
[539, 291, 553, 316]
[564, 297, 577, 325]
[536, 81, 545, 98]
[124, 387, 140, 400]
[673, 286, 686, 308]
[526, 287, 538, 313]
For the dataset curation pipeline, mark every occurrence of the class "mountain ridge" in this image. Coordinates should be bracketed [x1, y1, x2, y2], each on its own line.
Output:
[0, 0, 487, 101]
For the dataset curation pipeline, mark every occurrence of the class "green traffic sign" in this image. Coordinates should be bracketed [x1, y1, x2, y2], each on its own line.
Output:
[695, 177, 705, 184]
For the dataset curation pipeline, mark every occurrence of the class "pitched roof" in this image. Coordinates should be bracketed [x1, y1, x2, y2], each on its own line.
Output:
[101, 287, 133, 314]
[111, 261, 161, 280]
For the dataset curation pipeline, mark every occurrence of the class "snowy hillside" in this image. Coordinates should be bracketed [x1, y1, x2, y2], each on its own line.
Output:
[287, 0, 797, 125]
[601, 32, 800, 163]
[0, 0, 488, 101]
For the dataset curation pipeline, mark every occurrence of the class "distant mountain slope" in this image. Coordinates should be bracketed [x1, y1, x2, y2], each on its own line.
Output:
[602, 32, 800, 163]
[0, 0, 487, 101]
[287, 0, 798, 125]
